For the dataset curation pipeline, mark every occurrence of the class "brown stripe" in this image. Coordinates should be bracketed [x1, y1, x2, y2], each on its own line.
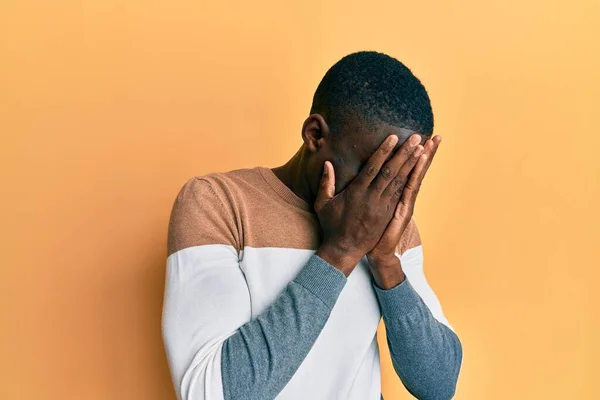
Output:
[168, 167, 421, 256]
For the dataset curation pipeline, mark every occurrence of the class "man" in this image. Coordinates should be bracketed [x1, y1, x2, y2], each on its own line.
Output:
[162, 51, 463, 400]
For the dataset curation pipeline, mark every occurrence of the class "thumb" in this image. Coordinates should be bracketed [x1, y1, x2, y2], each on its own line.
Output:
[315, 161, 335, 211]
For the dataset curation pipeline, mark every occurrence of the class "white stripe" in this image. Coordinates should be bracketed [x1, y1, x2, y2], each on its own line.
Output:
[399, 245, 454, 331]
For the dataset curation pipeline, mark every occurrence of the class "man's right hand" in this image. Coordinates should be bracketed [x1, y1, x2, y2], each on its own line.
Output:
[315, 134, 424, 276]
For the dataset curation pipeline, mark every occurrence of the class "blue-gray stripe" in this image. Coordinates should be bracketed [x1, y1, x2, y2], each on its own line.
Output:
[220, 254, 346, 400]
[374, 278, 463, 399]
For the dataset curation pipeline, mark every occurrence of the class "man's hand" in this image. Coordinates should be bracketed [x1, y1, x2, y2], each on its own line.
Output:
[314, 134, 424, 276]
[366, 135, 442, 289]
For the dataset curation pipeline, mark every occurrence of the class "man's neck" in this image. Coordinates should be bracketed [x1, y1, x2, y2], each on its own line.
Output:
[270, 148, 315, 209]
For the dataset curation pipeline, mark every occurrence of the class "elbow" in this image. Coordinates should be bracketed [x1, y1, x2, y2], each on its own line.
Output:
[177, 362, 214, 400]
[406, 335, 463, 399]
[162, 341, 222, 400]
[431, 328, 463, 399]
[434, 335, 463, 399]
[402, 369, 460, 400]
[430, 334, 463, 399]
[408, 379, 458, 400]
[427, 382, 458, 400]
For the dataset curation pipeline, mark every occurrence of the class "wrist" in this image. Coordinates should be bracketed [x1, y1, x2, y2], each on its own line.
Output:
[366, 252, 397, 268]
[367, 254, 406, 290]
[316, 244, 361, 276]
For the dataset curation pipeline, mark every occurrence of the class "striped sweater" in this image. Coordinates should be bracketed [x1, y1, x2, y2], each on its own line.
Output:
[161, 166, 462, 400]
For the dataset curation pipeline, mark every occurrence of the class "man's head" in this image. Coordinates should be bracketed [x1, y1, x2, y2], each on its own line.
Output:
[301, 51, 434, 197]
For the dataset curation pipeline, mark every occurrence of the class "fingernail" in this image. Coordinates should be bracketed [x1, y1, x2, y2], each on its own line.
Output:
[410, 135, 421, 145]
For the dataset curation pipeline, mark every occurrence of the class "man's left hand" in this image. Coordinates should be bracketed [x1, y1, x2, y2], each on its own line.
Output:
[366, 135, 442, 289]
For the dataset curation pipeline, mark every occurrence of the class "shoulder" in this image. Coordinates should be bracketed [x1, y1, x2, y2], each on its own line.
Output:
[167, 169, 259, 256]
[173, 167, 261, 205]
[179, 167, 264, 201]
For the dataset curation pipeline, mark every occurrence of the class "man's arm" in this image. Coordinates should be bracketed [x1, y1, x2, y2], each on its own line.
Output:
[163, 177, 350, 400]
[366, 135, 461, 399]
[162, 177, 349, 400]
[372, 227, 462, 400]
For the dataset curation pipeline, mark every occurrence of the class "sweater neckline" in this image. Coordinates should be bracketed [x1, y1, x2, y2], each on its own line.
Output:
[257, 166, 314, 213]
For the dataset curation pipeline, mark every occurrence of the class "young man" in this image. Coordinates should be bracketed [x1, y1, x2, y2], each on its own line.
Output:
[162, 51, 463, 400]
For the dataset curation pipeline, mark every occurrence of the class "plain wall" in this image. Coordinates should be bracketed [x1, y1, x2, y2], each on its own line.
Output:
[1, 0, 599, 399]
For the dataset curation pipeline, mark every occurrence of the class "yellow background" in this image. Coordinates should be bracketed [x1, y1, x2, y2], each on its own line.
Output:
[1, 0, 599, 399]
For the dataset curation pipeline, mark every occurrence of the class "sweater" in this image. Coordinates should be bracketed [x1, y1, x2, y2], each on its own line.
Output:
[161, 166, 462, 400]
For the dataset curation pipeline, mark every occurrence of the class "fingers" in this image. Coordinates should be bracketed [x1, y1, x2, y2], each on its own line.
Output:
[381, 143, 424, 198]
[422, 135, 441, 172]
[398, 135, 442, 214]
[352, 135, 399, 188]
[314, 161, 335, 211]
[411, 135, 441, 185]
[372, 134, 423, 193]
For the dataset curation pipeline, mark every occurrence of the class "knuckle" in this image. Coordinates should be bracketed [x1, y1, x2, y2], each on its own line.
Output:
[380, 166, 393, 179]
[392, 176, 404, 187]
[364, 163, 377, 177]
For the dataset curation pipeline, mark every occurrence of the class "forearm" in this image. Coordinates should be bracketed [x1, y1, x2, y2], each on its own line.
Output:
[221, 254, 347, 400]
[374, 278, 462, 400]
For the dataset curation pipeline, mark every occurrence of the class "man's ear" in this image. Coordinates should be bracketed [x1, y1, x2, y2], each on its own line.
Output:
[301, 114, 330, 153]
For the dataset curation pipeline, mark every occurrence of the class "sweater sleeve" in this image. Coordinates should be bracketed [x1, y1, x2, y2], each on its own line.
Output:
[161, 178, 347, 400]
[373, 241, 463, 399]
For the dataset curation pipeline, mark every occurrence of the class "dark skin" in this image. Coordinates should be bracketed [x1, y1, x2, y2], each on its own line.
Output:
[272, 113, 441, 289]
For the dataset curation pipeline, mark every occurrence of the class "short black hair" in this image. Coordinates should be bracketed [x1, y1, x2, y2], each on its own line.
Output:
[310, 51, 434, 136]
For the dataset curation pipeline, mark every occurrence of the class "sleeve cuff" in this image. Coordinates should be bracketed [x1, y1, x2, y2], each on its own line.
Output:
[293, 254, 347, 309]
[373, 278, 423, 319]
